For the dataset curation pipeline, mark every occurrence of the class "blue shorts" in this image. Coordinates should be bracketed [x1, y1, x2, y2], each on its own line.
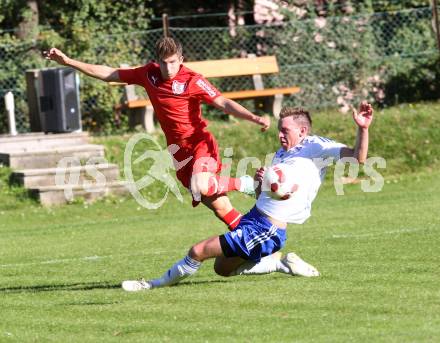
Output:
[219, 206, 287, 263]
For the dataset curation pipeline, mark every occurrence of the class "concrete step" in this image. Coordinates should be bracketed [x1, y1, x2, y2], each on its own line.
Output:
[12, 163, 120, 188]
[0, 144, 105, 169]
[29, 180, 131, 206]
[0, 132, 89, 153]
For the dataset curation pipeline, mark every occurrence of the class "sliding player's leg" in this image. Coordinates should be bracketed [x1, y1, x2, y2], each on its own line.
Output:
[215, 251, 320, 277]
[213, 207, 320, 277]
[122, 236, 224, 292]
[215, 251, 319, 277]
[214, 252, 288, 276]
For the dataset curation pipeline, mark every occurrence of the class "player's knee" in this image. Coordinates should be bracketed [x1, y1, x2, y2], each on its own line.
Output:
[188, 246, 200, 260]
[188, 245, 204, 262]
[214, 265, 231, 277]
[190, 174, 210, 197]
[213, 259, 231, 277]
[197, 180, 210, 196]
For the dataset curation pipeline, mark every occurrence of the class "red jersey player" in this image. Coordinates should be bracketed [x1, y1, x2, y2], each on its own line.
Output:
[43, 37, 270, 230]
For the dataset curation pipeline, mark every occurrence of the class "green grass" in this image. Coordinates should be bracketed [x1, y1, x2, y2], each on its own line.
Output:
[1, 101, 440, 341]
[0, 170, 439, 342]
[93, 101, 440, 180]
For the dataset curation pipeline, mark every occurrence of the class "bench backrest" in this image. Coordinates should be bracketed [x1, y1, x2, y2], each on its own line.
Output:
[118, 55, 280, 101]
[184, 55, 279, 78]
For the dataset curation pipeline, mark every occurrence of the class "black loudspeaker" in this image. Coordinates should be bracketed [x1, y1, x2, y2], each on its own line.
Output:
[26, 67, 81, 133]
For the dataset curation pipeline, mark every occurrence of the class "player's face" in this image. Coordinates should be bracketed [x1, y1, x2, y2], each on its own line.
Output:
[159, 53, 183, 80]
[278, 116, 306, 150]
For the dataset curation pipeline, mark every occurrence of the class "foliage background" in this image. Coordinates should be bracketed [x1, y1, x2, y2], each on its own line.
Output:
[1, 102, 440, 342]
[0, 0, 154, 134]
[0, 0, 439, 134]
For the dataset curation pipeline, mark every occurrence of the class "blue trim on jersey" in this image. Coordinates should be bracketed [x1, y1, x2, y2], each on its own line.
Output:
[316, 136, 332, 143]
[223, 206, 287, 263]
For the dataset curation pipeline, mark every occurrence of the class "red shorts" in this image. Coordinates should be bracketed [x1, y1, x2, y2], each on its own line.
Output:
[169, 130, 222, 189]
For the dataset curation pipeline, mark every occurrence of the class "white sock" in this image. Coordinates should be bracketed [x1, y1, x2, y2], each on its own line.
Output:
[150, 255, 201, 288]
[230, 254, 290, 276]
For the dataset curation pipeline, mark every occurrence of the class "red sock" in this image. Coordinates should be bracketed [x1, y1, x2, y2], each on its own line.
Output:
[206, 175, 241, 196]
[222, 208, 243, 231]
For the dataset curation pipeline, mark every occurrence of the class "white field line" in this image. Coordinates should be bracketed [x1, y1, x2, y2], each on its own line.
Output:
[0, 255, 105, 268]
[1, 228, 433, 267]
[0, 250, 179, 268]
[331, 227, 431, 239]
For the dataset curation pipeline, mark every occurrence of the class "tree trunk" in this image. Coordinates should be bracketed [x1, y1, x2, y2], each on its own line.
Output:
[16, 0, 39, 40]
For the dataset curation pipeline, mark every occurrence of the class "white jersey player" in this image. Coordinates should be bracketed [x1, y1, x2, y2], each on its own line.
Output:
[122, 104, 374, 292]
[256, 135, 346, 224]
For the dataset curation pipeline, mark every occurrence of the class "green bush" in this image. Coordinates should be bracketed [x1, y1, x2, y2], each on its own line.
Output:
[1, 1, 439, 134]
[96, 101, 440, 184]
[0, 0, 153, 133]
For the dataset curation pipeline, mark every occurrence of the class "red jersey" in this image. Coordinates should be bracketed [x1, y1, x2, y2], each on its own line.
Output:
[118, 63, 221, 144]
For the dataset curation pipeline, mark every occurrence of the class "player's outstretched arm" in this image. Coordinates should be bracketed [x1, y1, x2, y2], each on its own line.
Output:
[42, 48, 121, 82]
[254, 167, 266, 199]
[340, 101, 374, 163]
[212, 96, 270, 132]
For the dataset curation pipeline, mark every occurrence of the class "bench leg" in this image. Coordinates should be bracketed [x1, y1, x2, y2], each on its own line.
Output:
[141, 106, 155, 133]
[273, 94, 283, 119]
[129, 106, 155, 133]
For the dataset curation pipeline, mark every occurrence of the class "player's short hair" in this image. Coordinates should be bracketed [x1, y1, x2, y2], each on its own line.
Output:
[155, 37, 183, 60]
[279, 107, 312, 130]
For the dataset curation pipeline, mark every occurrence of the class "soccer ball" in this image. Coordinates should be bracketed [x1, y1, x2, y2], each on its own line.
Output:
[263, 163, 298, 200]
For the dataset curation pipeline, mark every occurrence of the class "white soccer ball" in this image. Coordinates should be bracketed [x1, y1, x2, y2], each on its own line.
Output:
[263, 163, 298, 200]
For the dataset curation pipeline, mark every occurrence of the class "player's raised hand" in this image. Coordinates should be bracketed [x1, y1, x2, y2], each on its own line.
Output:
[259, 115, 271, 132]
[42, 48, 69, 65]
[253, 167, 266, 198]
[351, 101, 373, 129]
[254, 167, 266, 184]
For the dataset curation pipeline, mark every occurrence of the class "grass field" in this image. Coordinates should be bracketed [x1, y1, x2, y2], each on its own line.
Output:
[1, 102, 440, 342]
[0, 169, 439, 342]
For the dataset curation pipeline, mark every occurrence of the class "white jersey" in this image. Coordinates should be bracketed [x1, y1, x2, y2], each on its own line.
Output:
[256, 135, 346, 224]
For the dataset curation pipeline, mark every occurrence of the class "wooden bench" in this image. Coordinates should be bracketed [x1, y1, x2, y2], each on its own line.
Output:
[113, 55, 300, 132]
